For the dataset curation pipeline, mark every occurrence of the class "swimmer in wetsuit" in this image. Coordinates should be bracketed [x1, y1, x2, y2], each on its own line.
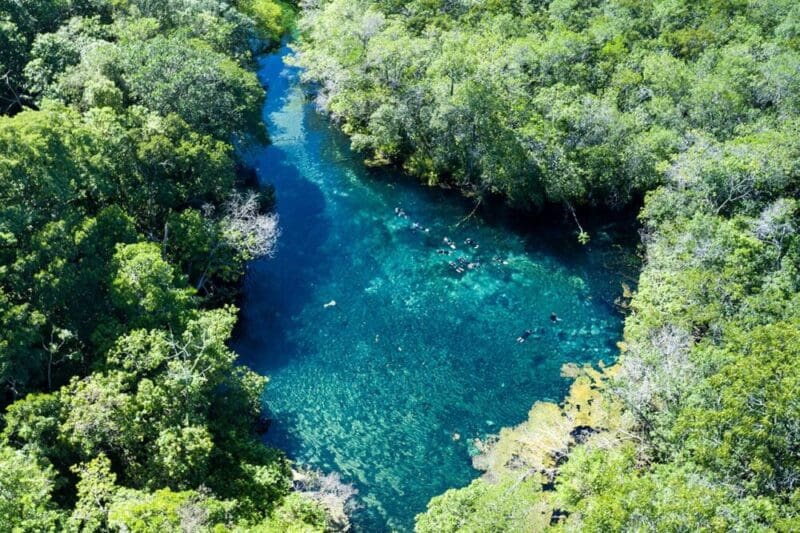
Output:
[517, 329, 533, 343]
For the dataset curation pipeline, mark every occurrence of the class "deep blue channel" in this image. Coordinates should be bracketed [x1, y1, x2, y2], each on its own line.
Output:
[234, 43, 635, 531]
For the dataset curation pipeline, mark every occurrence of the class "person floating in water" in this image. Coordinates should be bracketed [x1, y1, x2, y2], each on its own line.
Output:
[443, 237, 456, 249]
[449, 261, 465, 274]
[395, 206, 409, 219]
[453, 257, 480, 270]
[517, 329, 533, 343]
[550, 312, 562, 323]
[465, 237, 479, 249]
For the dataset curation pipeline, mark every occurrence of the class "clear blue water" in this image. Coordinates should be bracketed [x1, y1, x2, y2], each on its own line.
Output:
[235, 43, 635, 532]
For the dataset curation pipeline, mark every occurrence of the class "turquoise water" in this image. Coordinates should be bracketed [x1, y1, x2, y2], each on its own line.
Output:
[235, 43, 635, 531]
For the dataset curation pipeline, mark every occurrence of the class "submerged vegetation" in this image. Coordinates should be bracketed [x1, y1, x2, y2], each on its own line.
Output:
[0, 0, 351, 530]
[292, 0, 800, 530]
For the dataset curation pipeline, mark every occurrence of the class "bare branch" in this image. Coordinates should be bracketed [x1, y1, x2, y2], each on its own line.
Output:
[222, 192, 281, 260]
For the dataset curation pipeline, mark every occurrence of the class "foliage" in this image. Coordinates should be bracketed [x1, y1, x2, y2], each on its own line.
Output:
[0, 445, 62, 531]
[3, 0, 800, 530]
[244, 493, 330, 533]
[107, 487, 235, 532]
[554, 443, 782, 532]
[0, 0, 311, 531]
[417, 476, 550, 533]
[236, 0, 296, 44]
[294, 0, 800, 213]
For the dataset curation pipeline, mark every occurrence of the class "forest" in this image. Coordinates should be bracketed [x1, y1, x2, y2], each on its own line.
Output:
[292, 0, 800, 531]
[0, 0, 344, 530]
[1, 0, 799, 531]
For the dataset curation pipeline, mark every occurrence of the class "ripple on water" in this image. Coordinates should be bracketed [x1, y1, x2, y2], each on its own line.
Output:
[234, 43, 634, 532]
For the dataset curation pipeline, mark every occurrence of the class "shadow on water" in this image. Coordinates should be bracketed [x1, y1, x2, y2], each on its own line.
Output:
[236, 145, 331, 370]
[234, 49, 333, 371]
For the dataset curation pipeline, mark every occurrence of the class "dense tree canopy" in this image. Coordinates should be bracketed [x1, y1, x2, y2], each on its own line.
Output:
[3, 0, 800, 530]
[295, 0, 800, 212]
[0, 0, 340, 530]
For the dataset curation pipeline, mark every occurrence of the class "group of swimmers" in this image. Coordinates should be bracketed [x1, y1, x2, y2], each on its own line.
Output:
[411, 222, 431, 233]
[441, 236, 480, 251]
[448, 257, 481, 274]
[395, 205, 495, 276]
[445, 236, 484, 274]
[516, 313, 562, 343]
[397, 207, 435, 235]
[436, 237, 471, 256]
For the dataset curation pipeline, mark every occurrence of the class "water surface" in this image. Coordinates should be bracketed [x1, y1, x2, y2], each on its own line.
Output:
[235, 43, 634, 531]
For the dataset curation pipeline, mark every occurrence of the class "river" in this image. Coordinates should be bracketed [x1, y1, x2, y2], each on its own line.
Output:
[234, 42, 635, 531]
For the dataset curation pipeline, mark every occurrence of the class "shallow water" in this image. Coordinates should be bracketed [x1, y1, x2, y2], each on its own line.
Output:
[235, 43, 635, 531]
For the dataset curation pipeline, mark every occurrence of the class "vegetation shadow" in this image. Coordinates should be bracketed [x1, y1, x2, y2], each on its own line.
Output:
[234, 142, 332, 372]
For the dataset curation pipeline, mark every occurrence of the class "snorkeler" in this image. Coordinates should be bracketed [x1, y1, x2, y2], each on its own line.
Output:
[465, 237, 479, 249]
[411, 222, 432, 233]
[517, 329, 533, 343]
[448, 261, 465, 274]
[550, 312, 562, 323]
[443, 237, 457, 249]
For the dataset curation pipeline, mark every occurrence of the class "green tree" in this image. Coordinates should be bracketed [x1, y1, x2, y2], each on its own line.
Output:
[116, 36, 265, 141]
[109, 242, 194, 332]
[0, 445, 62, 531]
